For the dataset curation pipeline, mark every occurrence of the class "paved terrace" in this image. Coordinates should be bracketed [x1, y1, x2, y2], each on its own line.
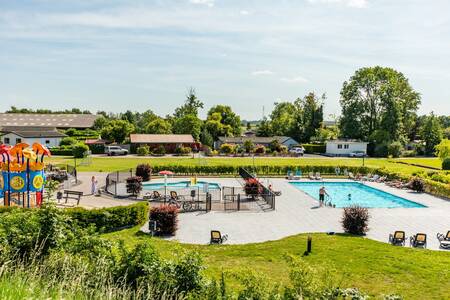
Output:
[71, 173, 450, 250]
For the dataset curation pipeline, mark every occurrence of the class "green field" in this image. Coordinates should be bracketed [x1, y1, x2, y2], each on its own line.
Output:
[103, 227, 450, 299]
[48, 156, 441, 175]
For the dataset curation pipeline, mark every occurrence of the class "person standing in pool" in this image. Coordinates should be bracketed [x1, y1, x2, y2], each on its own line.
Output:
[319, 186, 328, 207]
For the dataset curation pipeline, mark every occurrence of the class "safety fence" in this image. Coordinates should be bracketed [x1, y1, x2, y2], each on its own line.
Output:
[238, 167, 276, 210]
[105, 168, 134, 196]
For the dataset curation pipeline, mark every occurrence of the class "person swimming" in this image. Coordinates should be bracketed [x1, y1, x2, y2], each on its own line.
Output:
[348, 193, 352, 201]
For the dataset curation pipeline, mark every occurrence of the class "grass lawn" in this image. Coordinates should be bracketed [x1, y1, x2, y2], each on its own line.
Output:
[103, 227, 450, 299]
[48, 156, 441, 175]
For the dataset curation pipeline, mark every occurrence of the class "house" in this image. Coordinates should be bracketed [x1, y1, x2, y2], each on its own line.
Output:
[215, 136, 299, 150]
[325, 140, 368, 156]
[0, 126, 67, 147]
[130, 134, 197, 152]
[0, 113, 100, 129]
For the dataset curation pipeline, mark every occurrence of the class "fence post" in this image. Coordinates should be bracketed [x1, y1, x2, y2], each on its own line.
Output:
[237, 194, 240, 211]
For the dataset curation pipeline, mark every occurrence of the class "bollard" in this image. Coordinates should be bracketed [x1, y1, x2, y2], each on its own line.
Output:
[307, 236, 312, 253]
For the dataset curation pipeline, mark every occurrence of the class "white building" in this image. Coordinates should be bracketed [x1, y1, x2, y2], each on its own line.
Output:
[326, 140, 368, 156]
[0, 126, 67, 148]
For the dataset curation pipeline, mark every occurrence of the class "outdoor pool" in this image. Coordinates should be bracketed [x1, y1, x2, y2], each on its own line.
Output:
[290, 181, 426, 208]
[143, 181, 221, 191]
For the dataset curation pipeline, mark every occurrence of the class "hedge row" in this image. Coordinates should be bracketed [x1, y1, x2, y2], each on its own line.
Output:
[302, 144, 326, 154]
[49, 147, 74, 156]
[65, 202, 149, 233]
[150, 164, 377, 176]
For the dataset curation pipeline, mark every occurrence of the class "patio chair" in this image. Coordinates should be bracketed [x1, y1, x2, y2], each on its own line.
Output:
[210, 230, 228, 244]
[369, 174, 380, 182]
[389, 231, 406, 246]
[410, 233, 427, 248]
[170, 191, 185, 201]
[293, 169, 302, 180]
[308, 172, 315, 180]
[348, 172, 355, 180]
[437, 231, 450, 249]
[315, 172, 322, 180]
[286, 170, 292, 180]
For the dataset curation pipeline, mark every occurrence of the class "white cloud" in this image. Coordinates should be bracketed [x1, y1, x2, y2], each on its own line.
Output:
[307, 0, 368, 8]
[280, 76, 309, 83]
[189, 0, 215, 7]
[240, 10, 250, 15]
[252, 70, 273, 76]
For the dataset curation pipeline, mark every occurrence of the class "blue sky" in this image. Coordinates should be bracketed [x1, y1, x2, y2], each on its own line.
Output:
[1, 0, 449, 119]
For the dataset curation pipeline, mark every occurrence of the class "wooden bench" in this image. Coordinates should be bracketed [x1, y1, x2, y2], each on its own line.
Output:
[63, 190, 83, 206]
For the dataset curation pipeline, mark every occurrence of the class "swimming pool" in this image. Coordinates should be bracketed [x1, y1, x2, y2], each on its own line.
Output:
[143, 181, 221, 191]
[290, 181, 425, 208]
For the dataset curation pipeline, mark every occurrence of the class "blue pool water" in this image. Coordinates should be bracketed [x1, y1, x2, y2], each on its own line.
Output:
[290, 182, 425, 208]
[143, 181, 221, 191]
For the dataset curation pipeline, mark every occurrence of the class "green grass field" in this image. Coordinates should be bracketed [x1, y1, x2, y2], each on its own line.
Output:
[48, 156, 442, 175]
[103, 227, 450, 299]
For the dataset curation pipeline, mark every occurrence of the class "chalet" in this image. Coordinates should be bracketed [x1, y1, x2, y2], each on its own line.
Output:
[0, 126, 67, 147]
[130, 134, 197, 152]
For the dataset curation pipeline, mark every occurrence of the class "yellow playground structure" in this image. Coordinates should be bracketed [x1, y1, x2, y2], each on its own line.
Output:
[0, 143, 51, 208]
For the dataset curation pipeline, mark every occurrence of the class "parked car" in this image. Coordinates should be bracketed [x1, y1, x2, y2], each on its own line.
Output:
[289, 146, 305, 156]
[104, 146, 128, 156]
[349, 151, 366, 157]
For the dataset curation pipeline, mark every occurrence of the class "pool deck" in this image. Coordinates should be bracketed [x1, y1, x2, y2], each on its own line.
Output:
[143, 177, 450, 251]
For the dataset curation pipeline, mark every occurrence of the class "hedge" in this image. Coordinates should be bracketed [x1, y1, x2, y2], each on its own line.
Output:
[49, 147, 74, 156]
[66, 202, 149, 233]
[302, 144, 326, 154]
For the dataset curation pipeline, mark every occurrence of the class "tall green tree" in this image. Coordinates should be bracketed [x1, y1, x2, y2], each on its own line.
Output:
[100, 120, 135, 143]
[269, 102, 297, 136]
[174, 88, 204, 118]
[339, 66, 420, 141]
[421, 112, 443, 156]
[145, 118, 172, 134]
[256, 117, 272, 137]
[172, 114, 202, 141]
[207, 105, 242, 136]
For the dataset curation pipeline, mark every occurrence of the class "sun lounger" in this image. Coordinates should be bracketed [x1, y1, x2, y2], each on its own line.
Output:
[286, 170, 293, 180]
[369, 174, 380, 182]
[437, 231, 450, 249]
[210, 230, 228, 244]
[292, 169, 302, 180]
[389, 231, 406, 246]
[410, 233, 427, 248]
[315, 172, 322, 180]
[308, 172, 315, 180]
[348, 172, 355, 180]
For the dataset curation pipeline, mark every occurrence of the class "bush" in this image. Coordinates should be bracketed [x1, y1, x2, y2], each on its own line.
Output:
[220, 143, 235, 154]
[342, 206, 369, 235]
[136, 145, 150, 156]
[410, 177, 425, 192]
[388, 141, 403, 158]
[126, 176, 143, 197]
[302, 143, 326, 154]
[66, 202, 149, 232]
[153, 145, 166, 155]
[401, 150, 416, 157]
[175, 146, 192, 155]
[49, 147, 74, 156]
[374, 142, 389, 157]
[59, 137, 77, 146]
[254, 144, 266, 154]
[442, 157, 450, 170]
[72, 142, 89, 158]
[136, 164, 152, 181]
[202, 145, 212, 156]
[149, 205, 178, 235]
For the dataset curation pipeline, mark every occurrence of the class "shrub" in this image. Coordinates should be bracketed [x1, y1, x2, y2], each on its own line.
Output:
[59, 137, 77, 146]
[302, 143, 326, 154]
[153, 145, 166, 155]
[442, 157, 450, 170]
[49, 147, 74, 156]
[126, 176, 143, 197]
[243, 140, 254, 153]
[244, 178, 262, 197]
[342, 206, 369, 235]
[220, 143, 235, 154]
[410, 177, 425, 192]
[149, 205, 178, 235]
[175, 146, 192, 155]
[374, 142, 389, 157]
[401, 150, 416, 157]
[72, 142, 89, 158]
[136, 145, 150, 156]
[388, 141, 403, 158]
[67, 202, 149, 232]
[254, 144, 266, 154]
[202, 145, 212, 156]
[136, 163, 152, 181]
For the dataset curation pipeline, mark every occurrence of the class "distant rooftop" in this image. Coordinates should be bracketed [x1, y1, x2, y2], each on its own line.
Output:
[0, 126, 67, 138]
[0, 113, 100, 129]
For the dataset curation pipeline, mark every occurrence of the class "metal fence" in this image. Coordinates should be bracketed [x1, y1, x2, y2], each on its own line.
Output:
[238, 167, 276, 210]
[105, 169, 134, 196]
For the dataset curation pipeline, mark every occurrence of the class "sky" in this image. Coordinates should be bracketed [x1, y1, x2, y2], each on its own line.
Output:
[1, 0, 449, 120]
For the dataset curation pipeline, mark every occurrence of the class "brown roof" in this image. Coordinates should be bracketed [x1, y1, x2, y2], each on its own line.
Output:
[0, 113, 100, 128]
[130, 134, 195, 144]
[0, 126, 67, 138]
